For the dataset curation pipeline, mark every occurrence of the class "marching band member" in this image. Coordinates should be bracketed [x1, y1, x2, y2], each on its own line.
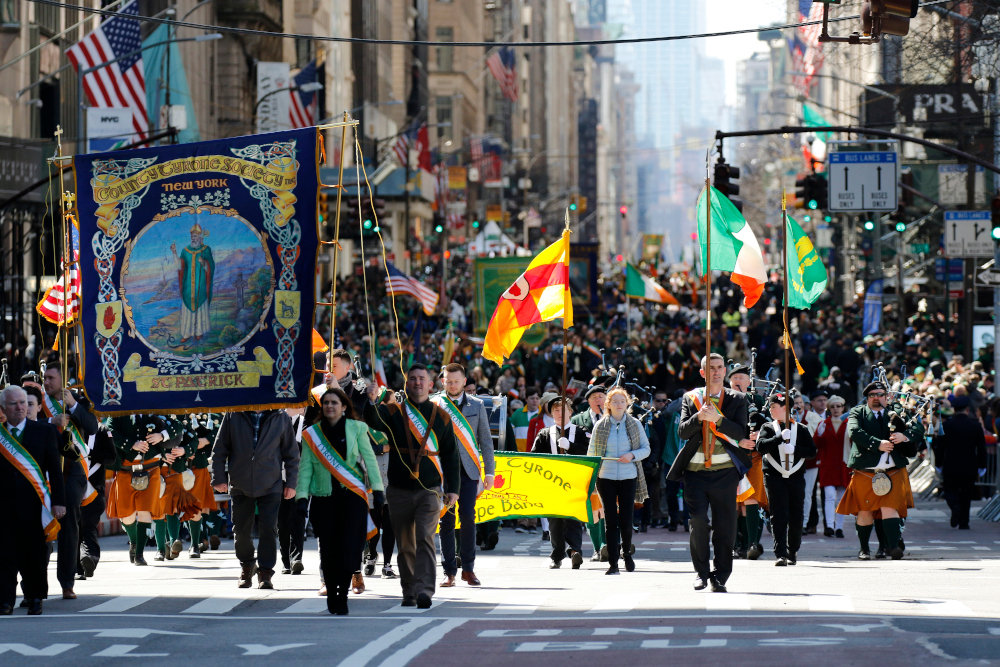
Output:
[532, 396, 588, 569]
[728, 365, 768, 560]
[185, 413, 221, 555]
[153, 416, 191, 562]
[755, 391, 816, 566]
[667, 353, 752, 592]
[813, 395, 851, 538]
[837, 382, 922, 561]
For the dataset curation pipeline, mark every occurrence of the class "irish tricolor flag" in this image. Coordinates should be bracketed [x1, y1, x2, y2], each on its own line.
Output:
[695, 186, 767, 308]
[625, 263, 678, 305]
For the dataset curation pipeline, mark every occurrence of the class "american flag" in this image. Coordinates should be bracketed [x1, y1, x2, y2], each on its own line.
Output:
[486, 46, 518, 102]
[37, 216, 81, 325]
[792, 0, 825, 95]
[66, 0, 148, 137]
[469, 136, 502, 184]
[391, 123, 431, 171]
[391, 127, 413, 166]
[289, 59, 318, 128]
[384, 261, 440, 316]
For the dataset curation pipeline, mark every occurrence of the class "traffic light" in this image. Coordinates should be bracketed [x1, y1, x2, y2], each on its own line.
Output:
[569, 194, 578, 212]
[864, 220, 875, 231]
[794, 174, 828, 211]
[794, 174, 810, 210]
[813, 173, 828, 210]
[346, 197, 361, 231]
[992, 195, 1000, 240]
[713, 160, 742, 212]
[895, 221, 906, 233]
[620, 205, 628, 215]
[472, 219, 480, 229]
[862, 0, 918, 38]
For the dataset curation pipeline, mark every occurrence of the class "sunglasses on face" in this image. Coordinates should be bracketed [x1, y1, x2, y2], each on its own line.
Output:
[869, 392, 886, 398]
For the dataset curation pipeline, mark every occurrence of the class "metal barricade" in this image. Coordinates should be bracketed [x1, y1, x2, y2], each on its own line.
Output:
[482, 394, 508, 452]
[977, 441, 1000, 522]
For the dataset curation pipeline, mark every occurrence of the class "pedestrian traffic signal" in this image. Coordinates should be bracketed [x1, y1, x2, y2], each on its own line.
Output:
[863, 0, 918, 38]
[992, 195, 1000, 240]
[713, 160, 742, 212]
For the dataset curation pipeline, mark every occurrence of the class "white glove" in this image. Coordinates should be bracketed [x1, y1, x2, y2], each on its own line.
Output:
[558, 437, 570, 450]
[815, 422, 826, 437]
[781, 429, 792, 441]
[779, 442, 796, 456]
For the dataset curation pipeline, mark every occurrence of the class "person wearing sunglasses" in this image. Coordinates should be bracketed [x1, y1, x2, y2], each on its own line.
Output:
[836, 382, 923, 561]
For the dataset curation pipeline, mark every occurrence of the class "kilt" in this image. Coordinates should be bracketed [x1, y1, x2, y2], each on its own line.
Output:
[191, 467, 218, 511]
[159, 470, 184, 517]
[106, 464, 163, 518]
[740, 452, 769, 511]
[836, 467, 914, 517]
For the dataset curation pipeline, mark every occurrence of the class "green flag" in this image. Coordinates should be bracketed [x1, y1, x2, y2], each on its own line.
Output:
[785, 213, 827, 308]
[802, 103, 832, 142]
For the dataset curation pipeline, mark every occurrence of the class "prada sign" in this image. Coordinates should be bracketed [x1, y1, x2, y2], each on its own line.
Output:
[863, 84, 989, 135]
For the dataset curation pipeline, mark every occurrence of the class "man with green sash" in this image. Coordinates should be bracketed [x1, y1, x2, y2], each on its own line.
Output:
[0, 385, 66, 616]
[171, 222, 215, 344]
[435, 363, 495, 588]
[41, 366, 98, 601]
[364, 363, 460, 609]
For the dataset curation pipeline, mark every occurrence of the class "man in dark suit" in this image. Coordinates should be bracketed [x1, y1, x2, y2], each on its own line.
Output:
[934, 395, 988, 530]
[667, 353, 753, 593]
[78, 422, 118, 578]
[0, 385, 66, 615]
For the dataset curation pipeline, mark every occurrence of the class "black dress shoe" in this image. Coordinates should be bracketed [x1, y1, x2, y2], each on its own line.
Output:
[775, 557, 788, 567]
[875, 547, 887, 560]
[823, 527, 835, 537]
[787, 554, 797, 565]
[416, 593, 432, 609]
[0, 604, 12, 615]
[605, 566, 620, 575]
[27, 599, 42, 615]
[19, 599, 28, 608]
[401, 596, 416, 607]
[835, 529, 844, 538]
[81, 554, 96, 577]
[951, 515, 959, 527]
[747, 544, 762, 560]
[667, 522, 678, 532]
[571, 551, 583, 569]
[328, 596, 349, 616]
[134, 555, 148, 566]
[858, 550, 871, 560]
[549, 559, 561, 569]
[693, 576, 709, 590]
[623, 554, 635, 572]
[709, 576, 727, 593]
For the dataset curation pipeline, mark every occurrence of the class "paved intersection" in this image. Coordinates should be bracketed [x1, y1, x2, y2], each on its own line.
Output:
[2, 500, 999, 666]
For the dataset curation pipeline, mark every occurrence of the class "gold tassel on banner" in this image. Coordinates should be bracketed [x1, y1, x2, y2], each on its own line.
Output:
[782, 330, 805, 375]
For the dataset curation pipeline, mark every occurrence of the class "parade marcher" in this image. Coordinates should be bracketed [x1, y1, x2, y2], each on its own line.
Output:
[184, 413, 221, 555]
[153, 416, 192, 562]
[667, 353, 752, 593]
[728, 365, 767, 560]
[802, 389, 828, 534]
[436, 364, 495, 587]
[813, 395, 851, 537]
[107, 414, 170, 566]
[934, 394, 988, 530]
[525, 392, 558, 450]
[837, 381, 922, 560]
[572, 383, 609, 560]
[755, 391, 817, 566]
[77, 419, 117, 578]
[297, 387, 383, 615]
[658, 389, 687, 532]
[510, 387, 541, 452]
[278, 407, 307, 574]
[0, 386, 65, 616]
[587, 387, 650, 575]
[40, 366, 98, 600]
[532, 396, 588, 569]
[212, 409, 299, 589]
[364, 363, 460, 609]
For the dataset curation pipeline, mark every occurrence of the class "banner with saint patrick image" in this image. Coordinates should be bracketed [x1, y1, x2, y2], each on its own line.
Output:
[75, 129, 319, 415]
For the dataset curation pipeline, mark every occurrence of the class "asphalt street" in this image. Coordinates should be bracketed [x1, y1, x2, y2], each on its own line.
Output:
[2, 499, 1000, 666]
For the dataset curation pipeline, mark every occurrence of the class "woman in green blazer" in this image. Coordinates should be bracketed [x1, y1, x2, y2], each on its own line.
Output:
[297, 387, 383, 615]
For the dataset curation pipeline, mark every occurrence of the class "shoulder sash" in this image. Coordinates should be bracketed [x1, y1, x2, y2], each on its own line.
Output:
[301, 423, 368, 502]
[0, 424, 60, 541]
[431, 394, 481, 479]
[404, 401, 443, 478]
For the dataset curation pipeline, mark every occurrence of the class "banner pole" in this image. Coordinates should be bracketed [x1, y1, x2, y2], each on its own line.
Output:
[561, 208, 571, 444]
[703, 178, 712, 466]
[782, 190, 791, 470]
[328, 111, 351, 355]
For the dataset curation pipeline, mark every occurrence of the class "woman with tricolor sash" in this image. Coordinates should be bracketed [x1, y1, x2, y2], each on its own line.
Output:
[297, 387, 383, 615]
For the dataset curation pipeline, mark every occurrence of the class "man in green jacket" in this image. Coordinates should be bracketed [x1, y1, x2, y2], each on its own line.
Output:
[838, 381, 923, 560]
[364, 363, 460, 609]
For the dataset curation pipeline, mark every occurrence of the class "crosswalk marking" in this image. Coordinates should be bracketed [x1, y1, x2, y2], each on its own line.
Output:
[704, 593, 750, 611]
[586, 593, 650, 613]
[488, 595, 548, 615]
[808, 595, 855, 612]
[917, 599, 975, 616]
[181, 593, 259, 614]
[82, 596, 154, 613]
[279, 598, 328, 614]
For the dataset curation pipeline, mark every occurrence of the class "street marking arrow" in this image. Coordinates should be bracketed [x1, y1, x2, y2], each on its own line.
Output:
[57, 629, 201, 638]
[237, 644, 315, 656]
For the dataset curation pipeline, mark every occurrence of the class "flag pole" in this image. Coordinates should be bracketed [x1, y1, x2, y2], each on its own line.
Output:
[328, 110, 352, 355]
[782, 189, 791, 470]
[561, 208, 571, 444]
[703, 174, 712, 467]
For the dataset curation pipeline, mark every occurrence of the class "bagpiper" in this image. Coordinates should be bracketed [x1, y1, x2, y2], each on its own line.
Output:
[152, 415, 193, 561]
[727, 365, 768, 560]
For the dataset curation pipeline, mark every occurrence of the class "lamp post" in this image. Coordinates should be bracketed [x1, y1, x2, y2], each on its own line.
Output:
[75, 33, 222, 154]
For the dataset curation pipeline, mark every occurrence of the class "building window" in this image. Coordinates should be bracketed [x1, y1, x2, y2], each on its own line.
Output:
[435, 27, 454, 72]
[436, 96, 453, 141]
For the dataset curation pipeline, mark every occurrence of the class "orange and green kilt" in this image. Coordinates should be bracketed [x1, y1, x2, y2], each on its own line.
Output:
[740, 451, 769, 511]
[158, 470, 184, 518]
[106, 462, 163, 518]
[191, 467, 218, 511]
[836, 467, 914, 518]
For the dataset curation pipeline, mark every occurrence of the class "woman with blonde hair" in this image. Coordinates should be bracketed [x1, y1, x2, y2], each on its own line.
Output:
[587, 387, 650, 575]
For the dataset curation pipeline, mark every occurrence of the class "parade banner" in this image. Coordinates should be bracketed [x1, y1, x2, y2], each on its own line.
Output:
[473, 452, 600, 524]
[75, 129, 319, 415]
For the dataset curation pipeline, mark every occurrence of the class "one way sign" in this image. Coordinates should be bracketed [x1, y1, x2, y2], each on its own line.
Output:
[977, 269, 1000, 285]
[944, 210, 993, 257]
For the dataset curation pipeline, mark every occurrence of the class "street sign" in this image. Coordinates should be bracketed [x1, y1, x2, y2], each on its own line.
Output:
[827, 151, 898, 211]
[935, 258, 964, 281]
[976, 269, 1000, 285]
[910, 243, 930, 254]
[944, 210, 993, 257]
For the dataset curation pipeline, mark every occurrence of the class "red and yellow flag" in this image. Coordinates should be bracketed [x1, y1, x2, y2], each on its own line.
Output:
[483, 230, 572, 364]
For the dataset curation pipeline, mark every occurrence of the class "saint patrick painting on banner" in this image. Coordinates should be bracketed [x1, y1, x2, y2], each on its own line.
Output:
[171, 223, 215, 343]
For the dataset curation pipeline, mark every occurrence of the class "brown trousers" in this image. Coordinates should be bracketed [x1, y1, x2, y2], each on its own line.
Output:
[386, 485, 442, 600]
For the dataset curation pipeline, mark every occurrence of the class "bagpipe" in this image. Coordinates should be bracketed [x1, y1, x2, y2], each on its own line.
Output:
[870, 362, 936, 438]
[595, 347, 657, 426]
